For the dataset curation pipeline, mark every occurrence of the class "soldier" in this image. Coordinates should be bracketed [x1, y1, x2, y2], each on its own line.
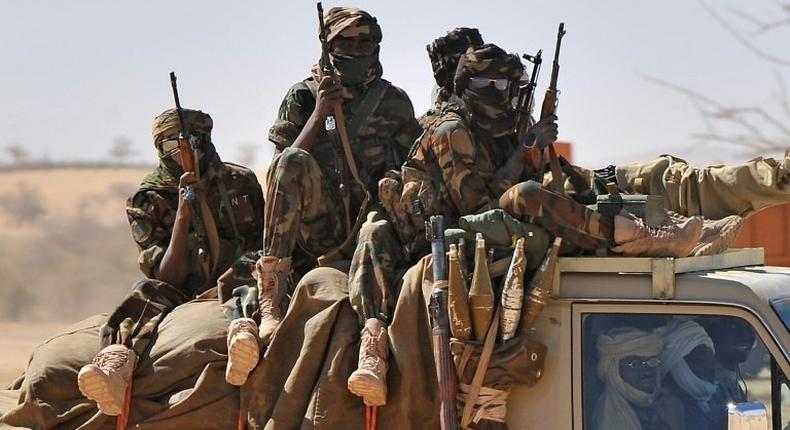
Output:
[344, 43, 707, 408]
[420, 27, 484, 127]
[224, 6, 422, 387]
[76, 108, 264, 415]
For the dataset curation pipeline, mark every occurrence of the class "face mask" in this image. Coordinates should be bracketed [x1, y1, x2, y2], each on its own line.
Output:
[462, 87, 517, 137]
[330, 51, 379, 86]
[157, 134, 215, 177]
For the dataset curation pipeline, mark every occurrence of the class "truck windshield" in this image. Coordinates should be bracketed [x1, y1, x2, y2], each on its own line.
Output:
[770, 296, 790, 333]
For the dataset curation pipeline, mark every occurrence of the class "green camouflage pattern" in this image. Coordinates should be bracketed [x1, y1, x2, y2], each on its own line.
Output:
[266, 78, 421, 262]
[454, 44, 523, 96]
[347, 209, 405, 323]
[400, 103, 520, 225]
[427, 27, 484, 95]
[151, 108, 213, 145]
[263, 147, 347, 265]
[103, 159, 264, 354]
[323, 7, 382, 43]
[128, 160, 265, 291]
[498, 180, 613, 250]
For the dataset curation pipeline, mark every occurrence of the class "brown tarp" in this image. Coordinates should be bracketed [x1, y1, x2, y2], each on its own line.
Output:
[0, 300, 239, 430]
[242, 261, 441, 429]
[2, 255, 526, 430]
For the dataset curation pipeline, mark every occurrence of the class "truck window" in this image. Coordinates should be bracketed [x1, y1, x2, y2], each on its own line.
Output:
[581, 313, 774, 430]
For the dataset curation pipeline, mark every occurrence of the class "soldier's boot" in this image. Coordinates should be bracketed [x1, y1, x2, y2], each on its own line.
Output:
[77, 344, 137, 416]
[613, 214, 704, 257]
[225, 317, 260, 386]
[255, 256, 291, 346]
[692, 215, 745, 256]
[347, 318, 389, 406]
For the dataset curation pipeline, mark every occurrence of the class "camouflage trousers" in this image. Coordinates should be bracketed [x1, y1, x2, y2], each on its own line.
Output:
[100, 278, 191, 356]
[498, 180, 614, 251]
[264, 147, 347, 260]
[347, 208, 407, 324]
[615, 154, 790, 219]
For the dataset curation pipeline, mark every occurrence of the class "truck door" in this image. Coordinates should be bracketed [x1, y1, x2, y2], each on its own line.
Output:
[573, 304, 790, 430]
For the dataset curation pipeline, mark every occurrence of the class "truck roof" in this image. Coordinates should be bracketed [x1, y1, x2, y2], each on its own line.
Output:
[555, 248, 790, 309]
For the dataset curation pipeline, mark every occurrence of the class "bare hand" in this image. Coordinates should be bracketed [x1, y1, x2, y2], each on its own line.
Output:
[314, 76, 343, 119]
[527, 114, 559, 151]
[177, 171, 199, 219]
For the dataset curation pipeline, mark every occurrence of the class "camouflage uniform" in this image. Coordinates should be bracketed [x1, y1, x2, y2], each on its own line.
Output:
[102, 109, 264, 355]
[265, 11, 421, 276]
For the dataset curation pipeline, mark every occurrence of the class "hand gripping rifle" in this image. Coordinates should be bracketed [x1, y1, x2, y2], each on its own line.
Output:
[426, 215, 459, 430]
[169, 72, 219, 284]
[514, 49, 542, 144]
[539, 23, 567, 194]
[315, 2, 371, 264]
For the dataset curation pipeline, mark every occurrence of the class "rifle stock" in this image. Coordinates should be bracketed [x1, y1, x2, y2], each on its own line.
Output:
[426, 216, 459, 430]
[539, 23, 566, 193]
[169, 72, 217, 282]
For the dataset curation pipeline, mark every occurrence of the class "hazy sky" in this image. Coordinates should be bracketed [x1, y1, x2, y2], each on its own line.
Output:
[1, 0, 787, 169]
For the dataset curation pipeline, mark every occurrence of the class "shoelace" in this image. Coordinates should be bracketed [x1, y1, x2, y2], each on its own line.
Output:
[360, 329, 383, 369]
[93, 350, 129, 371]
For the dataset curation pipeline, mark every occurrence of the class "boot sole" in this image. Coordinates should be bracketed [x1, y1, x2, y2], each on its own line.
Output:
[226, 335, 259, 386]
[694, 217, 745, 256]
[77, 365, 123, 416]
[347, 372, 386, 406]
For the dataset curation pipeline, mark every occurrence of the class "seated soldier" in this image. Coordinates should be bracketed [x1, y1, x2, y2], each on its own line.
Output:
[658, 318, 719, 429]
[345, 42, 706, 408]
[593, 327, 683, 430]
[223, 5, 422, 387]
[76, 108, 264, 415]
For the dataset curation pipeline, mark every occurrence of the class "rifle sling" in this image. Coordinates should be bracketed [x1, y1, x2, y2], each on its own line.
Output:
[217, 180, 245, 254]
[307, 79, 389, 265]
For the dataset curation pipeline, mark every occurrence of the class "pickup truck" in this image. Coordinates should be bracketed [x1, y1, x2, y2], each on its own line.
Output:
[508, 248, 790, 430]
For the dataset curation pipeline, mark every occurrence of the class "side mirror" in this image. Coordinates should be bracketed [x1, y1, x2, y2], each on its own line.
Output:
[728, 401, 768, 430]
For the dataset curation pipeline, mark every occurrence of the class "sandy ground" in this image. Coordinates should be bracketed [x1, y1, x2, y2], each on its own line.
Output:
[0, 322, 66, 387]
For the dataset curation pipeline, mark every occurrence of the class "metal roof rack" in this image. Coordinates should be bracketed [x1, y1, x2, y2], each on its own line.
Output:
[552, 248, 765, 299]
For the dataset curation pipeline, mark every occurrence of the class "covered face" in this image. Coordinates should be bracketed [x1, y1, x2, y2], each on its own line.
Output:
[323, 7, 382, 86]
[454, 43, 523, 137]
[658, 319, 717, 411]
[597, 327, 665, 406]
[151, 108, 215, 176]
[426, 27, 484, 94]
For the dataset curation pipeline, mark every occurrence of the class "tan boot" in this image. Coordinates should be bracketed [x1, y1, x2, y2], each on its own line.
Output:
[254, 256, 291, 346]
[692, 215, 745, 256]
[347, 318, 389, 406]
[77, 344, 137, 416]
[613, 214, 704, 257]
[225, 317, 260, 386]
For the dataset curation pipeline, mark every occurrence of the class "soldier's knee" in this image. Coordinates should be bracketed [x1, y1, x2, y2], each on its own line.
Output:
[516, 180, 544, 196]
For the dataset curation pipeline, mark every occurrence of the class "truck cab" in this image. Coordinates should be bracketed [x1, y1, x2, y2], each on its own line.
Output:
[507, 248, 790, 429]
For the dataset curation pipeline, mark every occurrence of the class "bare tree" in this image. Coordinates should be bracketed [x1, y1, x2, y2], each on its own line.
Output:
[645, 0, 790, 157]
[5, 144, 29, 164]
[109, 136, 134, 163]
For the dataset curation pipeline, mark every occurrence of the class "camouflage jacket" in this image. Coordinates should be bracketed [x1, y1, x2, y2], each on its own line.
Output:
[126, 161, 264, 293]
[269, 76, 422, 209]
[403, 103, 521, 222]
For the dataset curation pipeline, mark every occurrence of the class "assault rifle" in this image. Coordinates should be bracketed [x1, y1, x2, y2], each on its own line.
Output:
[515, 49, 542, 144]
[426, 215, 459, 430]
[169, 72, 217, 283]
[539, 23, 566, 193]
[314, 2, 371, 264]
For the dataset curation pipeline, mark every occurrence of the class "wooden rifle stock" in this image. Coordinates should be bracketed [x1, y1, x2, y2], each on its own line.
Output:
[539, 23, 566, 194]
[169, 72, 218, 283]
[426, 216, 459, 430]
